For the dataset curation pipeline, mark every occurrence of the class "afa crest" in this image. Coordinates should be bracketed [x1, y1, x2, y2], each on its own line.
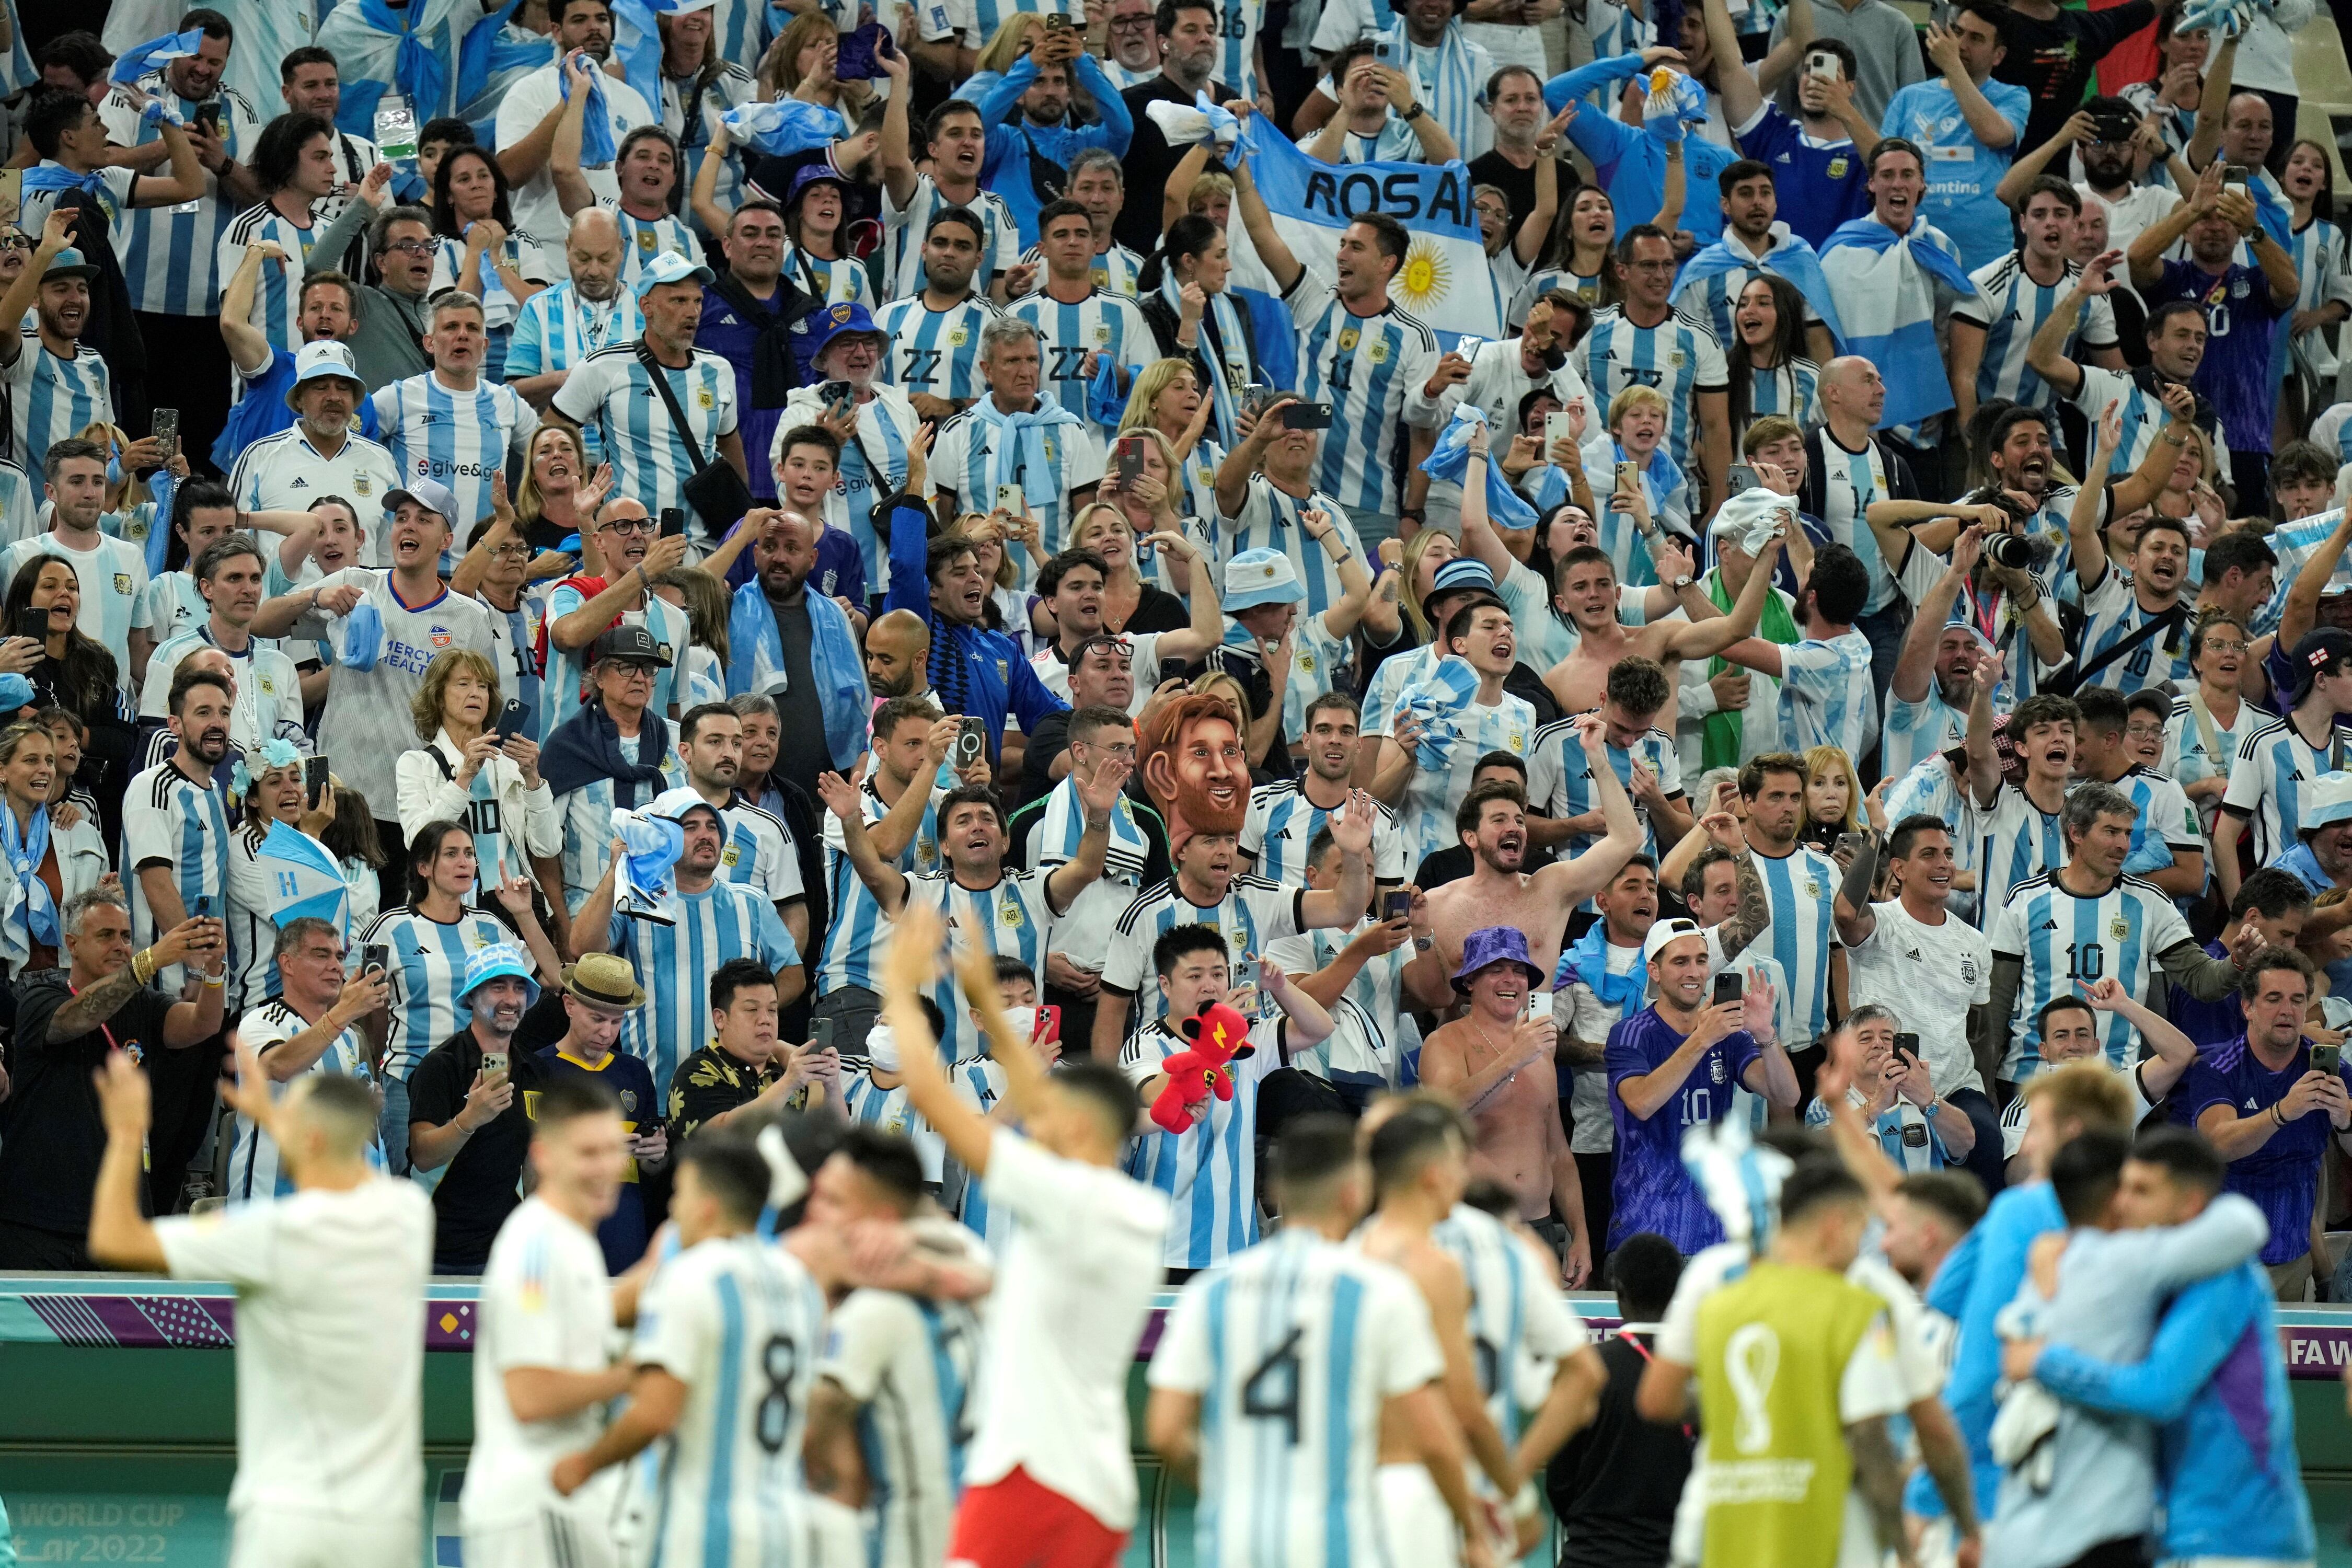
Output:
[997, 896, 1024, 929]
[112, 573, 131, 596]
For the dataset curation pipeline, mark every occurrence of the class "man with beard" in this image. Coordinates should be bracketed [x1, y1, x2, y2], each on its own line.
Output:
[407, 944, 548, 1273]
[125, 666, 236, 997]
[696, 203, 811, 505]
[879, 89, 1021, 304]
[1882, 528, 2004, 781]
[223, 338, 399, 523]
[729, 509, 872, 800]
[2127, 157, 2299, 506]
[1018, 633, 1137, 792]
[874, 208, 1001, 425]
[863, 609, 933, 703]
[2071, 686, 2206, 901]
[1538, 535, 1775, 720]
[676, 702, 806, 950]
[1244, 691, 1409, 889]
[578, 787, 803, 1100]
[2066, 416, 2199, 700]
[1423, 926, 1592, 1286]
[1528, 656, 1691, 865]
[494, 0, 659, 256]
[1115, 0, 1224, 256]
[821, 763, 1125, 1065]
[1986, 781, 2251, 1103]
[1670, 162, 1839, 366]
[1950, 179, 2123, 426]
[213, 167, 383, 458]
[511, 210, 645, 418]
[1834, 813, 2004, 1194]
[881, 527, 1067, 773]
[1094, 692, 1377, 1056]
[138, 537, 305, 756]
[1405, 719, 1642, 1012]
[972, 34, 1135, 247]
[1030, 545, 1221, 714]
[0, 213, 116, 492]
[1554, 853, 1667, 1255]
[2027, 255, 2227, 477]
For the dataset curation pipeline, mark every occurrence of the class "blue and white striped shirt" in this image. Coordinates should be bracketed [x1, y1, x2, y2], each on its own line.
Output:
[122, 759, 233, 993]
[228, 1002, 376, 1203]
[1288, 267, 1442, 516]
[359, 903, 513, 1079]
[2223, 713, 2352, 868]
[98, 78, 262, 316]
[3, 336, 112, 489]
[608, 880, 797, 1106]
[1213, 475, 1366, 624]
[218, 202, 347, 362]
[880, 175, 1020, 301]
[874, 293, 1004, 407]
[817, 775, 947, 998]
[777, 241, 875, 309]
[614, 211, 707, 293]
[1526, 714, 1682, 860]
[1102, 874, 1306, 1035]
[1751, 843, 1843, 1046]
[1955, 252, 2119, 413]
[1580, 304, 1728, 497]
[551, 343, 740, 521]
[1239, 778, 1408, 888]
[1776, 629, 1878, 758]
[1989, 869, 2192, 1077]
[1122, 1015, 1286, 1267]
[1965, 781, 2071, 931]
[1007, 287, 1156, 432]
[368, 373, 541, 544]
[903, 867, 1058, 1064]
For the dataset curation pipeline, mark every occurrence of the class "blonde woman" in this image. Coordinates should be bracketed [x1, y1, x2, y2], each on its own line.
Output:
[510, 421, 610, 576]
[1070, 501, 1191, 633]
[393, 648, 560, 902]
[1092, 424, 1211, 597]
[79, 420, 178, 554]
[761, 11, 869, 117]
[1117, 360, 1220, 530]
[1801, 745, 1865, 855]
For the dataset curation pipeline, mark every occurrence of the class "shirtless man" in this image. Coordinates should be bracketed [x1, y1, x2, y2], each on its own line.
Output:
[1356, 1097, 1520, 1568]
[1420, 927, 1588, 1286]
[1543, 529, 1784, 719]
[1405, 716, 1642, 1009]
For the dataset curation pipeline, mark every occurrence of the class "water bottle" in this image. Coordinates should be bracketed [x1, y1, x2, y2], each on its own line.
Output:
[374, 92, 418, 165]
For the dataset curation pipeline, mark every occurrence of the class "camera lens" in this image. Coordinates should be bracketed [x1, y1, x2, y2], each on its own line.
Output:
[1986, 534, 2033, 571]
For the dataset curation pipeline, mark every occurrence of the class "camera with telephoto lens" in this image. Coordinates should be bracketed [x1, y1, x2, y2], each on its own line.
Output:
[1986, 533, 2039, 571]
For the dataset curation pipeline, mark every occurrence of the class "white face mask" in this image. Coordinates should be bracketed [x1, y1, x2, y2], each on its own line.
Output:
[998, 1005, 1039, 1043]
[866, 1021, 901, 1072]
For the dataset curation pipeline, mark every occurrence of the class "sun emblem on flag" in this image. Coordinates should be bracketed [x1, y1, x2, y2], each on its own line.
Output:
[1396, 239, 1451, 313]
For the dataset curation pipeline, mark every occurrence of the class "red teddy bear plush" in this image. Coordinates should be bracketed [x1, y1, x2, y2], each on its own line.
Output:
[1148, 1000, 1255, 1135]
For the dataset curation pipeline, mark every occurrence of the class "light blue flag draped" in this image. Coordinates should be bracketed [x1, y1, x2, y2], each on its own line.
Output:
[560, 50, 620, 166]
[110, 28, 203, 86]
[610, 0, 666, 105]
[1419, 405, 1536, 531]
[144, 466, 177, 578]
[614, 799, 688, 924]
[457, 0, 556, 124]
[1236, 110, 1501, 338]
[1675, 227, 1847, 347]
[719, 100, 850, 159]
[1392, 653, 1484, 771]
[353, 0, 453, 128]
[257, 819, 354, 937]
[725, 579, 871, 768]
[1819, 218, 1975, 432]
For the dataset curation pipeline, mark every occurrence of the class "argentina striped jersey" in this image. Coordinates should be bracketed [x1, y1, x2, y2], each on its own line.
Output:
[1989, 869, 2192, 1076]
[1288, 266, 1442, 516]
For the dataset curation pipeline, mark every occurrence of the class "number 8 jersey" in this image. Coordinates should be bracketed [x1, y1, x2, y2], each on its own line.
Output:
[632, 1231, 829, 1568]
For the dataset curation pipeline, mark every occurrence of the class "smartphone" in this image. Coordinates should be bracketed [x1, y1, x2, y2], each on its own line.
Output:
[658, 506, 687, 539]
[1283, 401, 1333, 431]
[1543, 410, 1573, 448]
[1804, 48, 1840, 80]
[1711, 971, 1743, 1007]
[10, 606, 44, 644]
[1615, 459, 1641, 493]
[812, 1016, 838, 1054]
[1373, 34, 1398, 63]
[1114, 434, 1146, 487]
[193, 896, 211, 920]
[2314, 1042, 2343, 1078]
[956, 713, 987, 765]
[1380, 889, 1413, 923]
[1045, 9, 1072, 26]
[481, 1048, 508, 1078]
[492, 699, 528, 742]
[994, 483, 1025, 514]
[1158, 654, 1190, 685]
[1452, 336, 1484, 362]
[303, 754, 329, 809]
[193, 102, 221, 137]
[360, 942, 390, 977]
[151, 407, 179, 464]
[817, 379, 853, 408]
[1727, 463, 1758, 495]
[1033, 1002, 1061, 1043]
[1893, 1031, 1921, 1065]
[2223, 163, 2250, 186]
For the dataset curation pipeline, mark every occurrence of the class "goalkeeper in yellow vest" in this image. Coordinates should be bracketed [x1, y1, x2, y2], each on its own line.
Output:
[1636, 1158, 1920, 1568]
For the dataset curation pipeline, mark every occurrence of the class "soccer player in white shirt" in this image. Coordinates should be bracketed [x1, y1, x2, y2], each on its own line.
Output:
[493, 7, 662, 256]
[1147, 1114, 1493, 1568]
[875, 907, 1171, 1568]
[551, 1131, 829, 1566]
[1231, 153, 1445, 528]
[1369, 597, 1537, 867]
[466, 1078, 638, 1568]
[368, 292, 541, 550]
[90, 1037, 433, 1568]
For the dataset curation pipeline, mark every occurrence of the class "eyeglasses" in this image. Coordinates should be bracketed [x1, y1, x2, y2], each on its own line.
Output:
[605, 664, 657, 683]
[2125, 722, 2166, 738]
[1108, 14, 1154, 27]
[2200, 638, 2247, 654]
[486, 544, 529, 562]
[1078, 738, 1138, 758]
[0, 236, 33, 253]
[385, 238, 435, 257]
[603, 516, 654, 535]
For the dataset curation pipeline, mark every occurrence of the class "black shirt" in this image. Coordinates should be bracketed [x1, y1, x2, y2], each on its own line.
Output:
[1469, 149, 1542, 235]
[1117, 76, 1220, 256]
[666, 1041, 782, 1145]
[1993, 1, 2157, 154]
[408, 1028, 543, 1272]
[1116, 581, 1192, 636]
[0, 970, 178, 1233]
[1547, 1330, 1693, 1568]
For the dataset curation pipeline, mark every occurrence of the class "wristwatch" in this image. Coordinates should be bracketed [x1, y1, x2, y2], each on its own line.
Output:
[1401, 102, 1427, 122]
[1668, 573, 1693, 591]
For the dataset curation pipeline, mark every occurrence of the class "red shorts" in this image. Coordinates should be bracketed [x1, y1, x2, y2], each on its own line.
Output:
[948, 1467, 1128, 1568]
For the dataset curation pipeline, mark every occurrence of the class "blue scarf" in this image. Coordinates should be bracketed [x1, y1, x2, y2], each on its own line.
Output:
[720, 100, 850, 158]
[1419, 405, 1536, 529]
[1675, 225, 1847, 347]
[560, 50, 619, 167]
[1555, 919, 1644, 1009]
[109, 28, 203, 87]
[355, 0, 452, 123]
[969, 393, 1084, 514]
[0, 802, 54, 950]
[1159, 269, 1251, 447]
[21, 162, 106, 202]
[725, 580, 870, 770]
[541, 697, 674, 807]
[1820, 217, 1974, 432]
[610, 0, 667, 106]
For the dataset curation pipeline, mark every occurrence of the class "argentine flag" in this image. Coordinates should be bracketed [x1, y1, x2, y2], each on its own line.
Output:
[257, 821, 353, 938]
[1237, 124, 1502, 340]
[1819, 217, 1976, 434]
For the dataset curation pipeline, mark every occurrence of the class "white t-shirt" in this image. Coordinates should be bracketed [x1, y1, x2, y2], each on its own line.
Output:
[463, 1196, 620, 1529]
[962, 1127, 1170, 1528]
[492, 63, 660, 255]
[154, 1178, 433, 1522]
[1841, 898, 1994, 1098]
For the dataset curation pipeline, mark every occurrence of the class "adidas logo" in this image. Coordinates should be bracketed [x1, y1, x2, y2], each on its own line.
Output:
[2040, 918, 2059, 930]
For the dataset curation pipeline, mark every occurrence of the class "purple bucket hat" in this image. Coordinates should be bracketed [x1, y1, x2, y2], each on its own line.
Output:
[1452, 925, 1544, 995]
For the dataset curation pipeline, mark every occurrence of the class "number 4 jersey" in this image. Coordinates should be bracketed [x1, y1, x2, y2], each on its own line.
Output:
[1989, 868, 2193, 1081]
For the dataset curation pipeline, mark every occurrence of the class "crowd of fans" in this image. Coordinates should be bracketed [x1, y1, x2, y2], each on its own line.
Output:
[3, 0, 2352, 1556]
